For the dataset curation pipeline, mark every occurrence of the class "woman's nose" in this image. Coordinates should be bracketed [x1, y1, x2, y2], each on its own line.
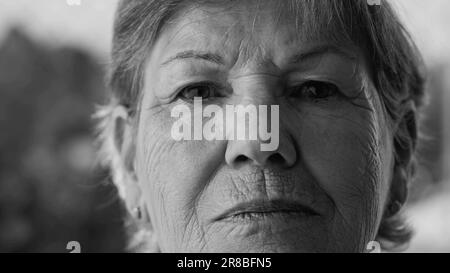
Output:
[225, 132, 297, 169]
[224, 74, 297, 169]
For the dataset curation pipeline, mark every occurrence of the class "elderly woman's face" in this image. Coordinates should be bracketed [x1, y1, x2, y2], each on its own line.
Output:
[135, 0, 394, 252]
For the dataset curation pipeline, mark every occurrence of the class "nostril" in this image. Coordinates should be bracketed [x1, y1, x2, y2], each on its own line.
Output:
[268, 153, 286, 166]
[234, 155, 249, 164]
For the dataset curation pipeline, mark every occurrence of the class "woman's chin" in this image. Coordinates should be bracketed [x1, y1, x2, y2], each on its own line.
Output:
[202, 212, 328, 253]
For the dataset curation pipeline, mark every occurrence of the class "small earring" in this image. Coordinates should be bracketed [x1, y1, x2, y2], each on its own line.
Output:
[132, 207, 142, 220]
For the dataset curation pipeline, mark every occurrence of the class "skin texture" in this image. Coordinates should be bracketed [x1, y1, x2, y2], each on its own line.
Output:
[125, 0, 395, 252]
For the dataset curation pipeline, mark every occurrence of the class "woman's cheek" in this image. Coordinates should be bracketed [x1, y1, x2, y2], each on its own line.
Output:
[290, 105, 386, 250]
[136, 106, 226, 251]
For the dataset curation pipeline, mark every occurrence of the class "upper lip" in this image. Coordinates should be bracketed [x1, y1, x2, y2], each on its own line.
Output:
[213, 199, 320, 222]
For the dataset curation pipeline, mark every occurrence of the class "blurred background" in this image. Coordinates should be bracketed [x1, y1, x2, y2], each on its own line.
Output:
[0, 0, 448, 253]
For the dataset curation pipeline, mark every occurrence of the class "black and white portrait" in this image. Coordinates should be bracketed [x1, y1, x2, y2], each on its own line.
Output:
[0, 0, 449, 254]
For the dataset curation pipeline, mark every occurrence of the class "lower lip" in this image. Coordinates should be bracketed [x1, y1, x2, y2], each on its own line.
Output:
[216, 211, 320, 237]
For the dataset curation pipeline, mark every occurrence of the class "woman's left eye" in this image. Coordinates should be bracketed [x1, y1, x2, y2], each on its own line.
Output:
[289, 81, 340, 101]
[177, 83, 219, 101]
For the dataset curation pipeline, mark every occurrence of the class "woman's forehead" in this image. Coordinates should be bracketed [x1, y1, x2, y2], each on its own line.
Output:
[156, 0, 357, 66]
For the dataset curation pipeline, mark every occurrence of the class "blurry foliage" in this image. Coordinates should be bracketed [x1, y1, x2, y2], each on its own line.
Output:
[0, 28, 126, 252]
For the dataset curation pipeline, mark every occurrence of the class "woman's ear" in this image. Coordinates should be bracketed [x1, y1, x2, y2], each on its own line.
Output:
[387, 167, 408, 217]
[394, 105, 417, 169]
[109, 105, 142, 214]
[388, 103, 418, 217]
[97, 103, 159, 251]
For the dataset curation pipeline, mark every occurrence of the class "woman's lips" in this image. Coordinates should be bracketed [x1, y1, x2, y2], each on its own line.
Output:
[213, 199, 320, 223]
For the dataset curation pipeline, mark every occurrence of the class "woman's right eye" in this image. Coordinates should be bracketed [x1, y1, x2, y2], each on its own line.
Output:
[178, 83, 219, 101]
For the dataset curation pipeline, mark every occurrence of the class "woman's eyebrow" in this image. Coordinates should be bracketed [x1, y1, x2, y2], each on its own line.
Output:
[161, 50, 225, 66]
[160, 45, 357, 67]
[288, 44, 358, 64]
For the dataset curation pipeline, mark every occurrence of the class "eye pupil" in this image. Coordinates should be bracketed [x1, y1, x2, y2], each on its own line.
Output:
[193, 86, 208, 98]
[200, 87, 210, 97]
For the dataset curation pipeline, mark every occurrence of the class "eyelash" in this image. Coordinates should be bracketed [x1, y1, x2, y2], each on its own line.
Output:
[288, 81, 341, 102]
[176, 80, 341, 102]
[177, 82, 223, 101]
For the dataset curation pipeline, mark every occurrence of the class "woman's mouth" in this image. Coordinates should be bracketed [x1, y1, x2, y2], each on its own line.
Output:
[214, 199, 320, 223]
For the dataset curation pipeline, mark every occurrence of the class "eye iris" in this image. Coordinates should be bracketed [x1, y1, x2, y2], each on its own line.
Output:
[185, 85, 211, 99]
[304, 85, 318, 98]
[301, 82, 336, 99]
[199, 86, 209, 97]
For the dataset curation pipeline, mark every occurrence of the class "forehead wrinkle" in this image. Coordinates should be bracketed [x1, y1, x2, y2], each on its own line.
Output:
[158, 0, 360, 71]
[169, 0, 356, 48]
[171, 7, 269, 67]
[250, 0, 261, 37]
[223, 2, 304, 67]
